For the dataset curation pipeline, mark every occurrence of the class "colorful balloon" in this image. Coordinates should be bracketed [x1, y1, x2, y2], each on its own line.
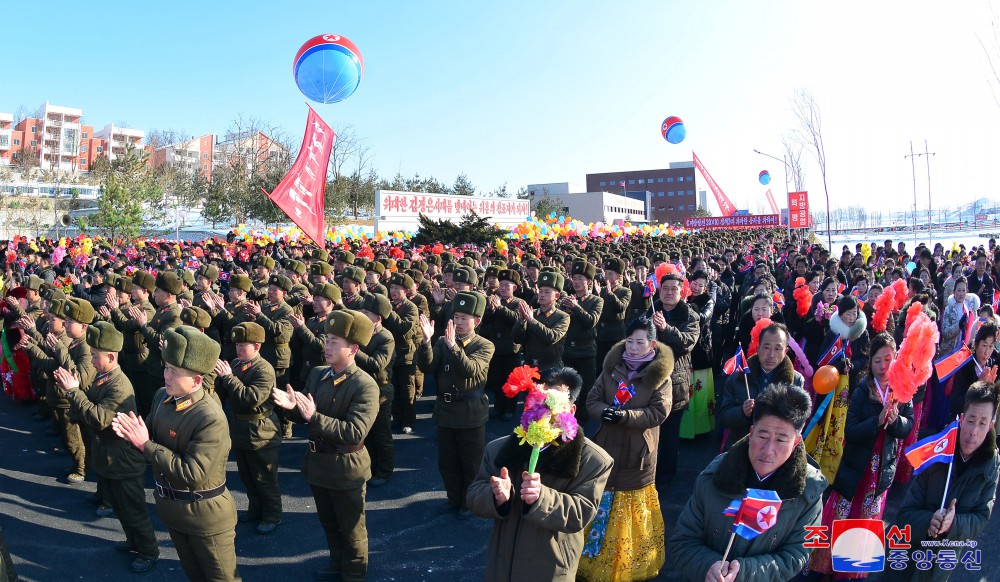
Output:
[661, 116, 686, 144]
[813, 365, 840, 395]
[293, 34, 364, 104]
[759, 170, 771, 185]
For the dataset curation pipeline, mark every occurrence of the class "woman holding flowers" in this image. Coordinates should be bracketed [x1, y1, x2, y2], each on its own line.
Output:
[577, 317, 673, 581]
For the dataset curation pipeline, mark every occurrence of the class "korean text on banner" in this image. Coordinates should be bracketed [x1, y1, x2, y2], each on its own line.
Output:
[789, 191, 809, 229]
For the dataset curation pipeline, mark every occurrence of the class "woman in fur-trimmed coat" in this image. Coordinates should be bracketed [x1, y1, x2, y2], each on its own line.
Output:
[804, 295, 869, 485]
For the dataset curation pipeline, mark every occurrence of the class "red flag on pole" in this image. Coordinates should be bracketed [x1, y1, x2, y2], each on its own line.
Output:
[262, 105, 334, 245]
[692, 151, 737, 217]
[765, 189, 779, 214]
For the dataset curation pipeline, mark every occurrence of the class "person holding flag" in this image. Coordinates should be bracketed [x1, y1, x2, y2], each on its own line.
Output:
[886, 381, 1000, 581]
[940, 277, 979, 354]
[807, 332, 914, 577]
[947, 322, 998, 419]
[670, 383, 825, 581]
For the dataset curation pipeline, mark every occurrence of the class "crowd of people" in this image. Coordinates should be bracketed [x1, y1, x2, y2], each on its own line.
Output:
[0, 226, 998, 582]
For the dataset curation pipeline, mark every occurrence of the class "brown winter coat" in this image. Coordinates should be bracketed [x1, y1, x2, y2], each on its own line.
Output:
[586, 342, 673, 490]
[467, 433, 613, 582]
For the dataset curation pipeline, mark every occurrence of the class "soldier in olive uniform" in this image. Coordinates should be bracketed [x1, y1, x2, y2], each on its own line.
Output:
[250, 255, 275, 301]
[384, 272, 420, 434]
[109, 273, 157, 415]
[247, 274, 295, 438]
[340, 266, 367, 311]
[176, 269, 196, 305]
[130, 272, 184, 395]
[626, 256, 653, 324]
[560, 260, 604, 417]
[596, 256, 633, 376]
[113, 326, 240, 582]
[273, 310, 379, 582]
[417, 292, 495, 519]
[511, 271, 570, 373]
[192, 264, 223, 343]
[364, 261, 388, 297]
[290, 282, 341, 388]
[333, 250, 356, 284]
[357, 293, 396, 486]
[55, 321, 159, 573]
[481, 269, 528, 420]
[22, 297, 97, 483]
[309, 261, 333, 287]
[214, 274, 256, 362]
[214, 322, 283, 534]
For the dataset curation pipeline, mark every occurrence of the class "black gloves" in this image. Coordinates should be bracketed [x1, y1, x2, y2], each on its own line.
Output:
[601, 406, 625, 424]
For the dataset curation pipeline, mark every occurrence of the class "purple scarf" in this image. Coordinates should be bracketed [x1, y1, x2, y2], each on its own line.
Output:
[622, 348, 656, 381]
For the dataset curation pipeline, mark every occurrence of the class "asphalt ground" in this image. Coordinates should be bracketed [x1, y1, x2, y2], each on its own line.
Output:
[0, 383, 995, 581]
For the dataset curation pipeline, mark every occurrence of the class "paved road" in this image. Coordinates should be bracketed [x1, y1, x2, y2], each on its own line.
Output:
[0, 387, 995, 581]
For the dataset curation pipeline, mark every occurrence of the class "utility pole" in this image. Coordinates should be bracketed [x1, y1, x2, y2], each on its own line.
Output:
[904, 140, 935, 247]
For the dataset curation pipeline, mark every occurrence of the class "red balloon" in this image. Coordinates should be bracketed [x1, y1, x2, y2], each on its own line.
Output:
[813, 365, 840, 395]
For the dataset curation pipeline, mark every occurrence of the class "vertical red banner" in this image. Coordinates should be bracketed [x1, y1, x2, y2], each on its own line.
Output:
[765, 189, 779, 214]
[264, 106, 334, 245]
[789, 191, 809, 228]
[692, 151, 737, 217]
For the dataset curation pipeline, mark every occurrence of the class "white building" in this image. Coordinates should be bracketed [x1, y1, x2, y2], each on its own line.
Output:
[699, 190, 708, 210]
[526, 182, 586, 198]
[0, 112, 12, 165]
[558, 192, 647, 224]
[36, 102, 83, 172]
[95, 123, 145, 160]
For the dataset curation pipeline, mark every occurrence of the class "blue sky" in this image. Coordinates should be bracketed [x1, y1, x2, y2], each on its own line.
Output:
[5, 1, 999, 215]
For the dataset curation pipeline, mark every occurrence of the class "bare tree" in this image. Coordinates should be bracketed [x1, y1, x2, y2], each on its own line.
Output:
[791, 88, 832, 250]
[782, 134, 806, 191]
[13, 105, 30, 125]
[213, 115, 293, 225]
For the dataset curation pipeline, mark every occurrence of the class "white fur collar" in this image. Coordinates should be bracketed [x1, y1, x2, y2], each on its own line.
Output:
[830, 309, 868, 341]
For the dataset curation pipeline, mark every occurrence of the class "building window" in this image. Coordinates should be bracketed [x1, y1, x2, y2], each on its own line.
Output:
[203, 164, 208, 171]
[669, 206, 674, 211]
[203, 153, 209, 159]
[667, 177, 673, 182]
[668, 192, 674, 197]
[82, 132, 88, 138]
[629, 179, 635, 185]
[97, 146, 103, 153]
[688, 190, 694, 195]
[599, 181, 606, 187]
[657, 177, 664, 183]
[658, 192, 664, 197]
[80, 160, 86, 167]
[31, 126, 37, 133]
[13, 139, 19, 145]
[81, 146, 87, 153]
[30, 140, 36, 146]
[638, 179, 644, 184]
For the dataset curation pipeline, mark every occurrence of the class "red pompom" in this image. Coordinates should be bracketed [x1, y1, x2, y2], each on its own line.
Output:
[872, 286, 895, 333]
[748, 317, 773, 357]
[890, 278, 907, 312]
[793, 278, 813, 318]
[502, 365, 541, 398]
[887, 304, 939, 404]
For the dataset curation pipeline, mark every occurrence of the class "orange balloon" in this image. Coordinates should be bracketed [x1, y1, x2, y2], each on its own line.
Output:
[813, 365, 840, 395]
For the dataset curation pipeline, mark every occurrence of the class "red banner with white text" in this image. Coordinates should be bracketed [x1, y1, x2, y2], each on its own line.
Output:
[685, 214, 780, 230]
[264, 106, 334, 245]
[789, 191, 809, 228]
[692, 151, 737, 217]
[765, 189, 778, 214]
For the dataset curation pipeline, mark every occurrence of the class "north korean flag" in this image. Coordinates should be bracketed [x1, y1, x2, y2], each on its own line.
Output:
[725, 489, 783, 540]
[905, 420, 958, 476]
[614, 381, 635, 407]
[722, 345, 751, 376]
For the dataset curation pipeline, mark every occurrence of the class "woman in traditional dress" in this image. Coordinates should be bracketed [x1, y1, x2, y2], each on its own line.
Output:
[579, 317, 672, 582]
[680, 270, 715, 439]
[0, 286, 32, 402]
[808, 332, 914, 578]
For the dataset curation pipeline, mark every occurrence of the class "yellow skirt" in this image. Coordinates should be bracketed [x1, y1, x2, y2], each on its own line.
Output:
[577, 483, 665, 582]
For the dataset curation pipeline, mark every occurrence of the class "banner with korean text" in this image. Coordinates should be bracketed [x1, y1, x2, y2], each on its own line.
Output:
[375, 190, 530, 232]
[789, 191, 810, 228]
[263, 106, 333, 245]
[684, 214, 780, 230]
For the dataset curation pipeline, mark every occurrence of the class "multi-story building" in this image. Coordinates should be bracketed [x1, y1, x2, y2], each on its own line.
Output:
[35, 102, 84, 172]
[586, 161, 698, 225]
[95, 123, 145, 161]
[150, 134, 217, 180]
[0, 113, 12, 166]
[214, 130, 288, 176]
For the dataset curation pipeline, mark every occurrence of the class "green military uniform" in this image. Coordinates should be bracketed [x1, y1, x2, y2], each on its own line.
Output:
[290, 310, 379, 582]
[626, 257, 653, 324]
[214, 322, 283, 531]
[254, 275, 294, 383]
[340, 266, 367, 311]
[214, 274, 255, 362]
[562, 261, 604, 422]
[139, 273, 184, 392]
[597, 257, 633, 367]
[143, 326, 240, 582]
[480, 269, 528, 418]
[292, 283, 340, 387]
[417, 292, 495, 514]
[192, 264, 223, 344]
[111, 273, 157, 415]
[356, 294, 396, 482]
[65, 322, 159, 567]
[511, 272, 570, 372]
[383, 273, 421, 432]
[24, 298, 97, 481]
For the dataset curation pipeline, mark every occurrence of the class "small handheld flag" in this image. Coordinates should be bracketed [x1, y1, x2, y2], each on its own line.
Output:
[905, 420, 958, 476]
[643, 274, 657, 298]
[722, 345, 751, 376]
[720, 488, 783, 563]
[934, 344, 974, 382]
[614, 381, 635, 407]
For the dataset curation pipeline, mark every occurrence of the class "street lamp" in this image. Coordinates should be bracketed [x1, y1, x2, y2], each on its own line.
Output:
[752, 149, 793, 241]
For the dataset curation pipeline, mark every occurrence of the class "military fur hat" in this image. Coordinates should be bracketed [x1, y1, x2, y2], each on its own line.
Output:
[62, 297, 96, 324]
[415, 260, 428, 272]
[603, 257, 626, 275]
[162, 326, 221, 375]
[180, 306, 212, 329]
[459, 256, 476, 268]
[336, 250, 356, 265]
[195, 264, 220, 282]
[442, 263, 456, 274]
[310, 261, 333, 276]
[353, 257, 369, 268]
[388, 272, 414, 289]
[524, 258, 541, 269]
[406, 269, 424, 285]
[484, 266, 500, 280]
[366, 261, 385, 275]
[133, 271, 156, 293]
[86, 321, 124, 353]
[25, 275, 43, 291]
[285, 259, 307, 277]
[498, 269, 521, 285]
[232, 321, 266, 344]
[453, 291, 486, 318]
[396, 259, 411, 271]
[425, 255, 441, 267]
[465, 251, 481, 261]
[537, 271, 565, 291]
[44, 288, 66, 302]
[362, 293, 392, 319]
[268, 274, 292, 293]
[177, 269, 195, 287]
[114, 276, 134, 294]
[632, 256, 651, 268]
[156, 272, 183, 296]
[324, 309, 373, 347]
[453, 266, 479, 287]
[342, 266, 365, 285]
[313, 283, 342, 304]
[48, 298, 66, 318]
[229, 274, 252, 293]
[312, 248, 330, 263]
[257, 256, 276, 271]
[652, 252, 668, 264]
